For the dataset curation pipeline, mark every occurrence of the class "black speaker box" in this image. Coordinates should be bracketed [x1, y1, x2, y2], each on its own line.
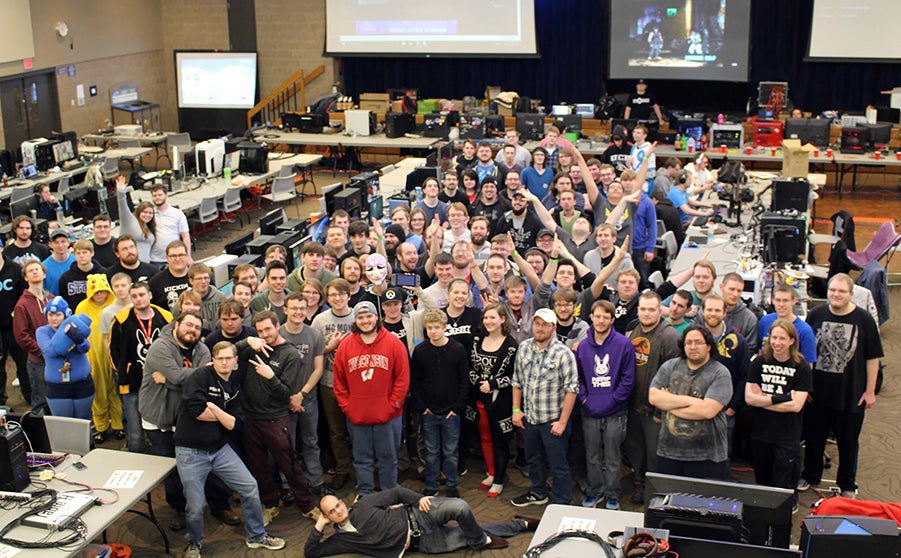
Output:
[385, 112, 415, 138]
[0, 425, 29, 491]
[486, 114, 505, 133]
[298, 113, 328, 133]
[801, 516, 898, 558]
[772, 180, 810, 212]
[761, 214, 806, 264]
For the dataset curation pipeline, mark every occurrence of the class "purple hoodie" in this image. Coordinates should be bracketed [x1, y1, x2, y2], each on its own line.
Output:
[575, 328, 636, 418]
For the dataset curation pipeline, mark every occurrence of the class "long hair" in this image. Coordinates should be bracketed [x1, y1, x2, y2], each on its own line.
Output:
[134, 201, 156, 239]
[761, 318, 804, 365]
[481, 302, 513, 337]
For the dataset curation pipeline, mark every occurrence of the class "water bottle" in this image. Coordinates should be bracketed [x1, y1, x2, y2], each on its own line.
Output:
[56, 204, 65, 224]
[414, 186, 423, 202]
[223, 166, 231, 182]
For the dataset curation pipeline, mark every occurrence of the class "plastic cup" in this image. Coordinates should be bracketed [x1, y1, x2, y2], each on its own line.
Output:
[771, 148, 777, 157]
[875, 151, 881, 160]
[813, 149, 819, 158]
[827, 148, 833, 158]
[896, 152, 901, 161]
[687, 144, 694, 153]
[721, 145, 727, 153]
[745, 146, 752, 155]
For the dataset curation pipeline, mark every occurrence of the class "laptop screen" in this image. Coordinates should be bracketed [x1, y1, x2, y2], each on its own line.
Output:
[43, 416, 92, 456]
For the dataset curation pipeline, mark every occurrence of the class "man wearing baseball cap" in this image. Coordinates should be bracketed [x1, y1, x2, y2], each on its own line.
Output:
[624, 79, 664, 122]
[333, 301, 411, 497]
[510, 307, 579, 507]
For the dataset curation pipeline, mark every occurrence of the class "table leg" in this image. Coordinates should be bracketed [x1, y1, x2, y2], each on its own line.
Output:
[125, 493, 171, 554]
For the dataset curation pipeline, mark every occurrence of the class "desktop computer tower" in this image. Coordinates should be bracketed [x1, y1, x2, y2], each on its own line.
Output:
[0, 424, 30, 491]
[385, 113, 415, 138]
[753, 121, 784, 147]
[334, 187, 363, 219]
[801, 516, 898, 558]
[298, 113, 328, 133]
[772, 180, 810, 212]
[760, 214, 806, 265]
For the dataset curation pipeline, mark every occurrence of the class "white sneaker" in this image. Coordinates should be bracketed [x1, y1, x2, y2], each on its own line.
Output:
[246, 535, 286, 550]
[262, 505, 279, 526]
[183, 542, 202, 558]
[11, 378, 19, 387]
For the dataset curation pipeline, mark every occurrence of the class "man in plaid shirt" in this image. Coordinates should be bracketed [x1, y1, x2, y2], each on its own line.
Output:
[510, 308, 579, 507]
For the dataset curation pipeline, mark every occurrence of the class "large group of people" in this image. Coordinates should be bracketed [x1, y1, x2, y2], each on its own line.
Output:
[1, 135, 885, 558]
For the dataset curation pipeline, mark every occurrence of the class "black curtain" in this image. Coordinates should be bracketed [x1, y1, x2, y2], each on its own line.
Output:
[340, 0, 901, 115]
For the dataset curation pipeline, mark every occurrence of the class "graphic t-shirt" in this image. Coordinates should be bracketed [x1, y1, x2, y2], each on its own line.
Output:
[747, 356, 812, 444]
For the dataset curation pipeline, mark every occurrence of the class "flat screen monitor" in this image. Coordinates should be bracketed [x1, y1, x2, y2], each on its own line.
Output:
[554, 114, 582, 133]
[175, 51, 258, 109]
[405, 166, 439, 192]
[860, 122, 893, 146]
[288, 235, 311, 272]
[669, 536, 801, 558]
[259, 208, 286, 236]
[51, 140, 76, 165]
[425, 151, 438, 167]
[7, 411, 51, 453]
[225, 231, 255, 256]
[676, 117, 707, 142]
[438, 142, 455, 170]
[645, 473, 794, 548]
[516, 114, 544, 141]
[783, 118, 831, 148]
[320, 181, 344, 215]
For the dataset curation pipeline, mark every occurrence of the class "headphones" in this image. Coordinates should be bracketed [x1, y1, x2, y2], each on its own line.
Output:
[696, 154, 704, 165]
[677, 170, 690, 185]
[623, 532, 668, 558]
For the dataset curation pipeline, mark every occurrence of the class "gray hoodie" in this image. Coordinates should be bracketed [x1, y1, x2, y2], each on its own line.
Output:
[724, 300, 759, 353]
[139, 322, 212, 430]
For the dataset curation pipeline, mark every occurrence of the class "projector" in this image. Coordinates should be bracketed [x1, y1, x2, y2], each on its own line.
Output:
[114, 124, 142, 136]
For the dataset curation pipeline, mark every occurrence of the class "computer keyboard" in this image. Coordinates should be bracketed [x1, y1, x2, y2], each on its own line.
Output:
[26, 452, 67, 467]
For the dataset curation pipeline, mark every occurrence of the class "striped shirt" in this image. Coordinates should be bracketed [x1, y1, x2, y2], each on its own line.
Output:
[512, 337, 578, 425]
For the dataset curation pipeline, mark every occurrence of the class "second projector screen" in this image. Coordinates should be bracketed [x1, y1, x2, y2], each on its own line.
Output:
[608, 0, 751, 82]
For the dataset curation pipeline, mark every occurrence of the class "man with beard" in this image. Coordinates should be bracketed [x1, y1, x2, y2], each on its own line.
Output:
[575, 300, 636, 510]
[499, 168, 523, 204]
[700, 294, 750, 450]
[237, 311, 321, 524]
[383, 223, 406, 268]
[333, 301, 410, 497]
[149, 184, 191, 267]
[395, 241, 430, 288]
[149, 240, 191, 313]
[497, 191, 543, 253]
[470, 177, 509, 236]
[104, 235, 159, 284]
[550, 288, 589, 349]
[110, 281, 173, 452]
[473, 142, 499, 183]
[3, 216, 50, 264]
[339, 257, 365, 307]
[141, 312, 238, 529]
[469, 216, 492, 265]
[649, 326, 732, 480]
[440, 203, 471, 253]
[625, 291, 681, 503]
[719, 272, 760, 352]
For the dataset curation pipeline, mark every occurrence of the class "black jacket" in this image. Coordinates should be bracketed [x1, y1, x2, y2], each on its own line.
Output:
[174, 365, 244, 452]
[410, 339, 469, 415]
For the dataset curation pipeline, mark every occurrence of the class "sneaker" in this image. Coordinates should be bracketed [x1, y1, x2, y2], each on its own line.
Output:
[280, 488, 295, 504]
[480, 475, 495, 490]
[423, 488, 439, 497]
[840, 490, 856, 499]
[246, 535, 286, 550]
[797, 478, 812, 491]
[446, 487, 460, 498]
[792, 503, 799, 514]
[183, 542, 202, 558]
[93, 430, 107, 444]
[487, 483, 504, 498]
[262, 506, 279, 526]
[458, 467, 469, 477]
[115, 429, 127, 440]
[481, 536, 509, 550]
[302, 507, 322, 521]
[581, 495, 602, 508]
[514, 515, 543, 531]
[169, 515, 186, 531]
[605, 497, 620, 510]
[512, 492, 549, 507]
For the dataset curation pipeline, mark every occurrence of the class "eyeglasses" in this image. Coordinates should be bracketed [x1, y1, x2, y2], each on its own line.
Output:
[167, 253, 187, 258]
[327, 292, 347, 298]
[684, 340, 707, 346]
[213, 356, 235, 362]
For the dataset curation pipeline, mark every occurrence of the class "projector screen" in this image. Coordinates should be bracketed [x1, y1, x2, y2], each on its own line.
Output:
[324, 0, 538, 57]
[608, 0, 751, 82]
[808, 0, 901, 61]
[175, 51, 259, 110]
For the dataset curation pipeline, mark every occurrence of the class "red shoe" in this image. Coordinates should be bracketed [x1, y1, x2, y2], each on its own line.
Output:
[479, 475, 494, 490]
[487, 483, 504, 498]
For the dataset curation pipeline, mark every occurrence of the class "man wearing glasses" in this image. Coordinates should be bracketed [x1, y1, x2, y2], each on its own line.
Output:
[649, 326, 733, 480]
[149, 240, 191, 313]
[175, 341, 286, 558]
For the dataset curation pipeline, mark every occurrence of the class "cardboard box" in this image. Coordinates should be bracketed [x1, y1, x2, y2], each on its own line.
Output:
[497, 105, 514, 117]
[782, 139, 816, 178]
[359, 93, 389, 114]
[390, 100, 403, 113]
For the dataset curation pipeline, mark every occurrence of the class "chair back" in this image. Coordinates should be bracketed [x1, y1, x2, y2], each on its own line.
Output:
[271, 176, 295, 195]
[648, 270, 665, 289]
[198, 198, 219, 222]
[656, 219, 666, 238]
[661, 231, 678, 268]
[11, 185, 35, 204]
[222, 187, 242, 211]
[167, 133, 192, 150]
[57, 176, 70, 197]
[278, 165, 296, 178]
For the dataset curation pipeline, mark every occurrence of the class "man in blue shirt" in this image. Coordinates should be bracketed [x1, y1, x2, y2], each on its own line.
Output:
[758, 285, 817, 364]
[667, 170, 714, 225]
[43, 228, 75, 296]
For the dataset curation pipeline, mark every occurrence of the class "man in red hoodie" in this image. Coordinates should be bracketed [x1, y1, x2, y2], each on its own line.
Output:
[333, 301, 410, 497]
[13, 259, 54, 416]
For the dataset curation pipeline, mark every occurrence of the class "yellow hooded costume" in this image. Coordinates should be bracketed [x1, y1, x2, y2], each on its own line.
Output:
[75, 274, 122, 436]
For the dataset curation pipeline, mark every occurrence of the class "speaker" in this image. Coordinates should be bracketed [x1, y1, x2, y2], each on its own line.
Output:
[0, 425, 30, 491]
[385, 112, 415, 138]
[840, 127, 866, 153]
[297, 113, 328, 133]
[760, 214, 806, 265]
[801, 516, 898, 558]
[772, 180, 810, 212]
[334, 186, 363, 218]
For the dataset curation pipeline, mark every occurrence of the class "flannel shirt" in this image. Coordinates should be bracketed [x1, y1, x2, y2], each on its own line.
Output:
[512, 337, 579, 425]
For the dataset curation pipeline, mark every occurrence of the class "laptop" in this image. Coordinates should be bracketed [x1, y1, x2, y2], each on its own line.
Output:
[43, 416, 92, 457]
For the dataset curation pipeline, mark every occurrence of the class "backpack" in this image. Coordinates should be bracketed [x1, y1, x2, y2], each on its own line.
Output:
[596, 95, 622, 119]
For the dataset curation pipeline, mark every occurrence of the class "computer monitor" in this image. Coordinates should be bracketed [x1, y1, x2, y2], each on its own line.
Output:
[516, 114, 544, 141]
[320, 182, 344, 215]
[7, 411, 51, 453]
[676, 117, 708, 142]
[288, 234, 311, 271]
[611, 118, 639, 141]
[259, 208, 286, 236]
[238, 142, 268, 174]
[11, 196, 37, 219]
[438, 142, 455, 170]
[554, 114, 582, 133]
[859, 122, 893, 147]
[669, 536, 801, 558]
[783, 118, 832, 148]
[405, 166, 439, 192]
[574, 103, 595, 117]
[225, 231, 255, 256]
[645, 473, 794, 548]
[51, 137, 77, 165]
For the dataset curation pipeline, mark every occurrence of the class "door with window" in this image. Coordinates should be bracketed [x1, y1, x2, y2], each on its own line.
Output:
[1, 71, 61, 158]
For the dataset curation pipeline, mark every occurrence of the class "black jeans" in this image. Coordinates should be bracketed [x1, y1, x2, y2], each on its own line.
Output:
[801, 400, 865, 491]
[656, 456, 730, 480]
[752, 438, 801, 492]
[0, 327, 29, 404]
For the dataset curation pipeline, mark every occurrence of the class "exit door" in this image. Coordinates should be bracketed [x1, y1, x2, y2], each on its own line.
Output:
[1, 71, 61, 160]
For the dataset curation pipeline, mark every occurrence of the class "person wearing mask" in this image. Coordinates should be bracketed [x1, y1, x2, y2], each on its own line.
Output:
[13, 259, 54, 416]
[37, 297, 94, 418]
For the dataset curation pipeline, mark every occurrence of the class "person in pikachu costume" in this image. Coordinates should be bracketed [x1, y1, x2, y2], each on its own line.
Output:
[76, 273, 122, 442]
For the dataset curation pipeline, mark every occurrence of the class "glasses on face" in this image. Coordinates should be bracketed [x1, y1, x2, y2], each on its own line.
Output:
[684, 339, 707, 346]
[327, 292, 347, 299]
[554, 301, 574, 308]
[168, 253, 187, 259]
[214, 356, 235, 362]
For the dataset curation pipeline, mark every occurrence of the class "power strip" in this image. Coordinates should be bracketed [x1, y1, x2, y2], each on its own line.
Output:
[0, 490, 33, 502]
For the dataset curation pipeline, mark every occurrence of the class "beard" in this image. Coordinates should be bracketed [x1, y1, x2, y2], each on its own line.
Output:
[512, 205, 527, 216]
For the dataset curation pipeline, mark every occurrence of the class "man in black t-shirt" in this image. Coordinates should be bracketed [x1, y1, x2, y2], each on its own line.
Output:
[624, 80, 664, 122]
[496, 191, 543, 252]
[91, 215, 119, 268]
[3, 216, 50, 264]
[799, 274, 883, 498]
[148, 240, 191, 313]
[104, 235, 159, 284]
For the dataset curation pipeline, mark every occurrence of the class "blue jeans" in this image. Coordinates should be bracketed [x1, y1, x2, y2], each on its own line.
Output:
[347, 415, 402, 494]
[421, 413, 461, 490]
[582, 409, 627, 499]
[176, 444, 266, 545]
[120, 392, 146, 453]
[47, 395, 93, 420]
[523, 419, 572, 505]
[26, 360, 49, 416]
[294, 399, 324, 487]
